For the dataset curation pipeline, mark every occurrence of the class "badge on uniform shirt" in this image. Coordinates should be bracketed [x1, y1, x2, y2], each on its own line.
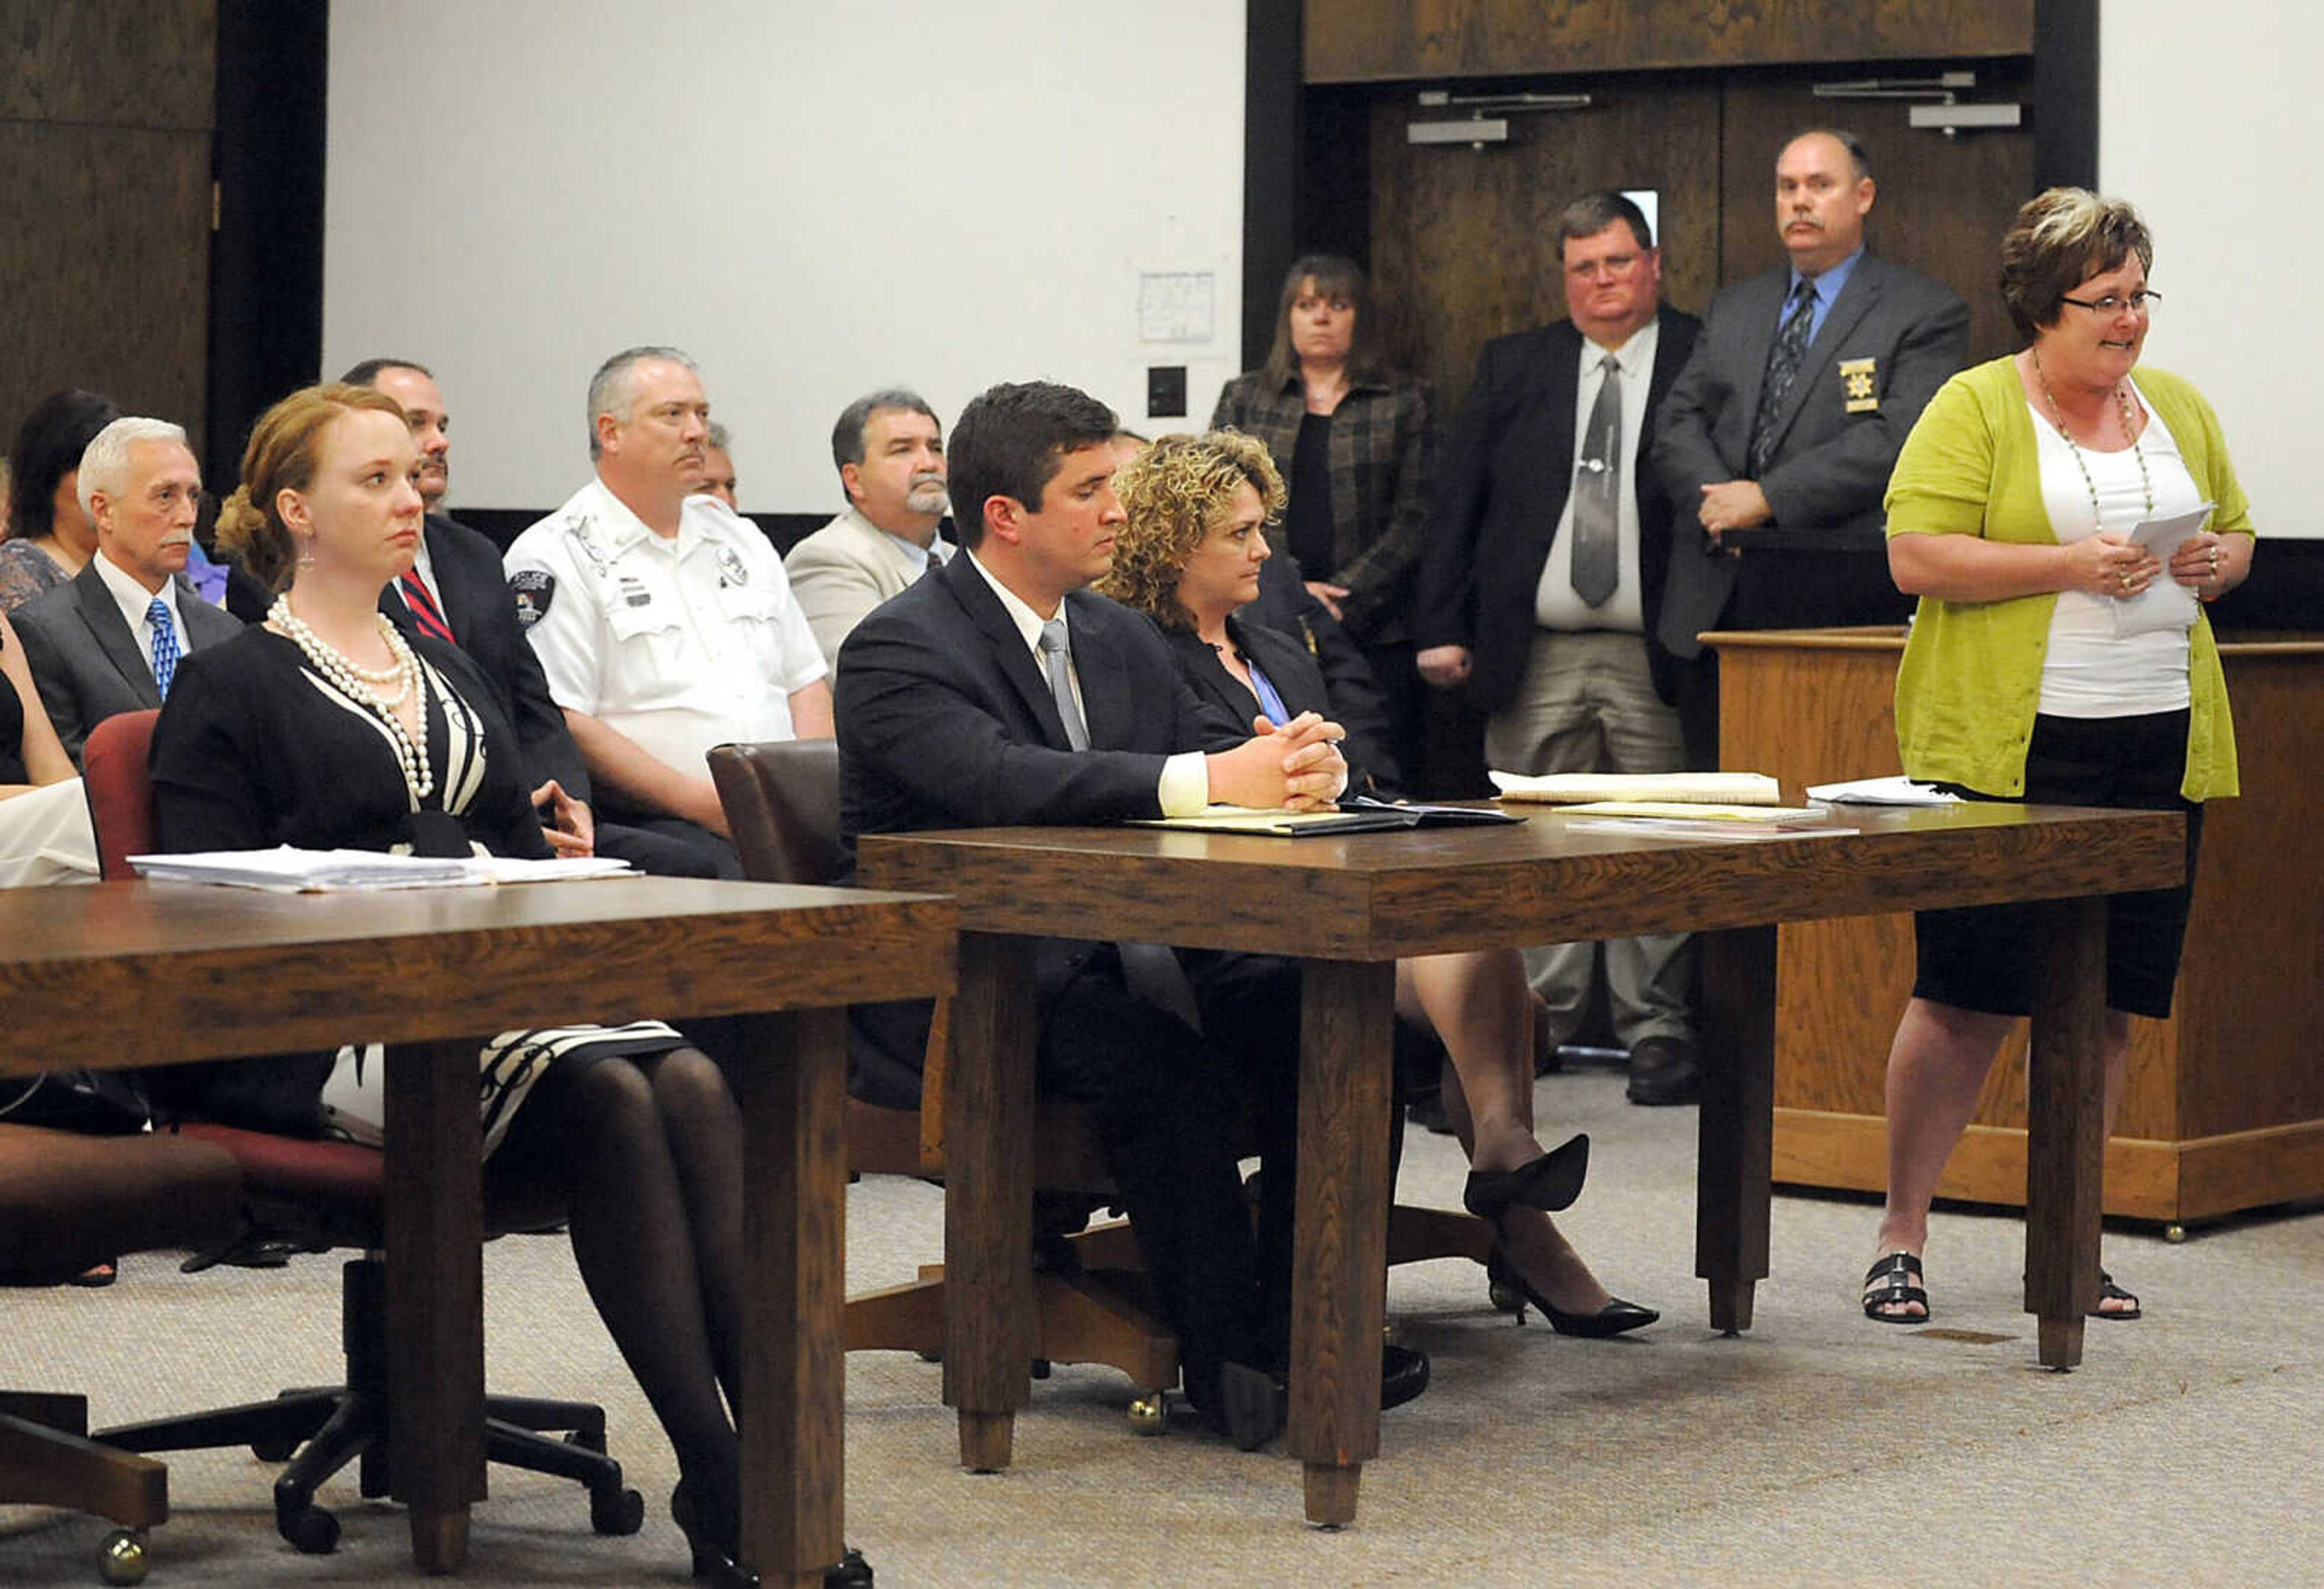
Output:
[1839, 357, 1879, 413]
[715, 545, 749, 588]
[508, 569, 555, 627]
[617, 574, 653, 608]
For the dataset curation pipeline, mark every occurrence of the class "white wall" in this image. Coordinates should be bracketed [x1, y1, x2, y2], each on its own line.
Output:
[323, 2, 1245, 513]
[2101, 1, 2314, 534]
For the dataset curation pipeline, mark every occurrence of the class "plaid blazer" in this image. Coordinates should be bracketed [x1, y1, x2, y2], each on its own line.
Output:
[1210, 370, 1434, 644]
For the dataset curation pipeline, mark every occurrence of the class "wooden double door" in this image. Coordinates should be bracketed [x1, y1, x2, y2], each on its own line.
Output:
[1362, 68, 2037, 421]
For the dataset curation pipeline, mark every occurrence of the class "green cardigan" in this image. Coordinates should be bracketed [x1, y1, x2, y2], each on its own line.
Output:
[1883, 356, 2253, 801]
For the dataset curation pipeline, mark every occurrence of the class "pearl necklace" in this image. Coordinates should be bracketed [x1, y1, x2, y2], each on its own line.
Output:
[2030, 347, 2153, 526]
[268, 595, 435, 802]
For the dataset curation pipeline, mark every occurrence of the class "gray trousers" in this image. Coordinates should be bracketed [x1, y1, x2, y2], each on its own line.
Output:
[1483, 629, 1696, 1049]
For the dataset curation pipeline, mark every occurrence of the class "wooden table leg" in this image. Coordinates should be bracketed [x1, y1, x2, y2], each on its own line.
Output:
[2025, 895, 2106, 1370]
[1696, 925, 1776, 1335]
[382, 1037, 487, 1575]
[943, 932, 1039, 1473]
[1289, 959, 1394, 1528]
[732, 1006, 849, 1588]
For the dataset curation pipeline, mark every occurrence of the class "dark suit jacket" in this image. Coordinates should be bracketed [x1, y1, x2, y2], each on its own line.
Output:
[1652, 252, 1969, 657]
[834, 552, 1247, 1102]
[1247, 548, 1397, 782]
[1164, 617, 1403, 801]
[1419, 304, 1702, 708]
[14, 557, 243, 767]
[381, 513, 590, 799]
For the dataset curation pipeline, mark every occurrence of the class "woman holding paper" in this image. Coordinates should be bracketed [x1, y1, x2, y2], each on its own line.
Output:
[1106, 429, 1656, 1337]
[146, 384, 829, 1587]
[1866, 189, 2253, 1324]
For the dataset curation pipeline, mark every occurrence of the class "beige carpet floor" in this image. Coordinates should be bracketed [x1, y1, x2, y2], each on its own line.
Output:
[6, 1066, 2317, 1586]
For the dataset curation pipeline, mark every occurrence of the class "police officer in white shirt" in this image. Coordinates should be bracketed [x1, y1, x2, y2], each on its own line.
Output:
[504, 346, 831, 877]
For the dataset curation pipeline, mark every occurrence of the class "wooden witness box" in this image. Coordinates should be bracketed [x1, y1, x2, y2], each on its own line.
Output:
[1708, 627, 2324, 1231]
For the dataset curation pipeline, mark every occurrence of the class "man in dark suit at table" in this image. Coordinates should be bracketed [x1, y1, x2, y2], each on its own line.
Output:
[343, 358, 713, 879]
[15, 416, 241, 767]
[1652, 128, 1969, 765]
[1416, 191, 1707, 1106]
[836, 379, 1425, 1445]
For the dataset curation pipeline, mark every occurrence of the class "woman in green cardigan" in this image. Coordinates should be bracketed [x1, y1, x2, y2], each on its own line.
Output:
[1862, 189, 2255, 1326]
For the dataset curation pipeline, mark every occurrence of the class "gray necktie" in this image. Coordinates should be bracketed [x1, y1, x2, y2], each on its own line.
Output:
[1569, 352, 1622, 608]
[1748, 280, 1817, 476]
[1036, 616, 1089, 751]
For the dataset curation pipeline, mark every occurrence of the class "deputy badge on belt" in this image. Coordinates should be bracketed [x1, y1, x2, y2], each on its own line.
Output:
[715, 545, 749, 588]
[1839, 358, 1879, 413]
[508, 569, 555, 627]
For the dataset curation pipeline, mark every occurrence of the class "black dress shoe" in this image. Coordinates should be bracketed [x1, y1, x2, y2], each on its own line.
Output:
[1462, 1132, 1589, 1219]
[1486, 1248, 1658, 1337]
[1210, 1344, 1433, 1450]
[1625, 1036, 1702, 1106]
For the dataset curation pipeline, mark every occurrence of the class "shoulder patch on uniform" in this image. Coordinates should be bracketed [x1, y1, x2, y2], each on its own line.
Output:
[508, 568, 556, 627]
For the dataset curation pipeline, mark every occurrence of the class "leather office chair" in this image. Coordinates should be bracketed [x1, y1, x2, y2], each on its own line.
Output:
[1, 1121, 242, 1585]
[78, 709, 646, 1554]
[707, 738, 1178, 1431]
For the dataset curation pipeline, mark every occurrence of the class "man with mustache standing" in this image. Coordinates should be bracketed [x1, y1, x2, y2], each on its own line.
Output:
[15, 416, 241, 765]
[784, 389, 954, 663]
[1653, 129, 1968, 765]
[505, 346, 830, 877]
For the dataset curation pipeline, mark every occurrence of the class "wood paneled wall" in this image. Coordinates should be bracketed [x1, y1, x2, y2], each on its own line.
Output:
[1305, 0, 2036, 84]
[1, 1, 215, 452]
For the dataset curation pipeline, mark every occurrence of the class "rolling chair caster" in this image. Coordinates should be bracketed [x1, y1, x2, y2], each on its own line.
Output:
[97, 1528, 147, 1586]
[1126, 1391, 1168, 1435]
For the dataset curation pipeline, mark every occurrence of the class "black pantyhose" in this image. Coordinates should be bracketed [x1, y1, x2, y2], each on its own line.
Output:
[498, 1046, 746, 1548]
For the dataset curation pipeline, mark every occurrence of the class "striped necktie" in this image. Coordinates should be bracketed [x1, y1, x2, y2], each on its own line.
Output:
[1748, 280, 1819, 476]
[398, 570, 458, 646]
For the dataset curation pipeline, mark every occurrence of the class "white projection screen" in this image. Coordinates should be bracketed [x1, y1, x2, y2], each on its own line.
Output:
[323, 2, 1247, 515]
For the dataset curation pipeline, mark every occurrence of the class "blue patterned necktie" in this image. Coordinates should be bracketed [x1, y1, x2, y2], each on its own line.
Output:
[1569, 352, 1622, 607]
[1748, 280, 1819, 476]
[146, 597, 180, 699]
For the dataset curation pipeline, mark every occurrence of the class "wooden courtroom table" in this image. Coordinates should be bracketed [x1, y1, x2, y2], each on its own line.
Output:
[1711, 627, 2324, 1230]
[856, 803, 2181, 1528]
[0, 877, 955, 1587]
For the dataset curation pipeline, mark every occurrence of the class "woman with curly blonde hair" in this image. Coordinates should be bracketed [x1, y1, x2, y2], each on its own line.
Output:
[1105, 431, 1655, 1337]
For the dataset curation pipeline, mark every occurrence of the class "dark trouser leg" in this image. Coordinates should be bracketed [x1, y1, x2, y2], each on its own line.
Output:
[1038, 967, 1262, 1404]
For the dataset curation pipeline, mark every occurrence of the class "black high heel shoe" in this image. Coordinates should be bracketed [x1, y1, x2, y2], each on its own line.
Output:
[1462, 1132, 1589, 1219]
[1485, 1247, 1658, 1338]
[672, 1484, 875, 1588]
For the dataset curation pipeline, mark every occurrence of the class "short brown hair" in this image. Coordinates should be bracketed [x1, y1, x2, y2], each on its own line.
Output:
[1102, 430, 1286, 631]
[1999, 188, 2153, 342]
[215, 383, 407, 591]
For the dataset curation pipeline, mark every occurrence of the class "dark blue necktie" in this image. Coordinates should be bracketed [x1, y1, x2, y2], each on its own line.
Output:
[146, 597, 180, 699]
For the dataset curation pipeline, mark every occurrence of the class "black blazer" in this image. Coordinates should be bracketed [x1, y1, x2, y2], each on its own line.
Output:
[1419, 304, 1702, 709]
[13, 557, 244, 767]
[833, 552, 1247, 1104]
[381, 513, 590, 800]
[1163, 616, 1403, 801]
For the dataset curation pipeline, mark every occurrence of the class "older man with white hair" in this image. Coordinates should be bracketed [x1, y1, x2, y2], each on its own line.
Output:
[504, 346, 829, 877]
[13, 416, 241, 766]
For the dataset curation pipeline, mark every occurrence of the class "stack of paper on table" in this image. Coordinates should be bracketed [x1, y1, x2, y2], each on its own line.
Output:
[1805, 775, 1960, 807]
[131, 847, 636, 892]
[1489, 771, 1782, 805]
[1553, 801, 1833, 825]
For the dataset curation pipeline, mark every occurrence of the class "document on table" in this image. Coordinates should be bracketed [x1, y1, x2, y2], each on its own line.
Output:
[1128, 799, 1525, 838]
[130, 847, 637, 891]
[1489, 770, 1783, 805]
[2113, 502, 2212, 639]
[1806, 775, 1960, 807]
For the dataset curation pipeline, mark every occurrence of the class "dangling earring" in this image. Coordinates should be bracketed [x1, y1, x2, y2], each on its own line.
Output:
[295, 533, 317, 569]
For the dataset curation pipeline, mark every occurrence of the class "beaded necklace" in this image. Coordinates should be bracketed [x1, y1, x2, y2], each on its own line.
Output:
[2030, 347, 2153, 527]
[268, 594, 435, 802]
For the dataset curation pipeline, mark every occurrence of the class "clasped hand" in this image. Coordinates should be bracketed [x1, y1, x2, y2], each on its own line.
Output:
[1207, 711, 1348, 811]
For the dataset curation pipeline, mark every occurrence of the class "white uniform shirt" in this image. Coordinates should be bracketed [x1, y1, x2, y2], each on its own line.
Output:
[504, 480, 827, 777]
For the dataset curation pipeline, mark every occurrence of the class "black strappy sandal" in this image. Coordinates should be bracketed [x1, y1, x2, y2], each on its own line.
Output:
[1862, 1251, 1929, 1323]
[2092, 1268, 2142, 1320]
